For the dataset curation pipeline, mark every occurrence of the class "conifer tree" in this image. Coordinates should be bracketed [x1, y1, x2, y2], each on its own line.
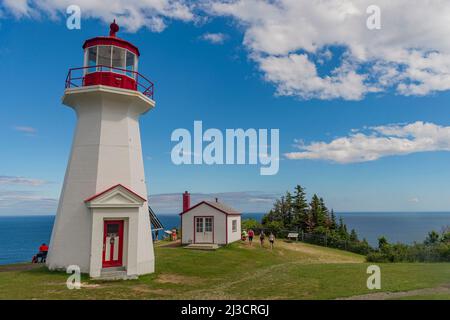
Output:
[350, 229, 359, 242]
[309, 194, 323, 227]
[330, 209, 337, 230]
[284, 191, 293, 227]
[292, 185, 309, 230]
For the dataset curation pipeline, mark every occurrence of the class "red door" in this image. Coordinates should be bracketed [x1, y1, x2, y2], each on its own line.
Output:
[102, 220, 124, 268]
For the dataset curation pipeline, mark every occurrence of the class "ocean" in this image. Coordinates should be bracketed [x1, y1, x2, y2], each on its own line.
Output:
[1, 212, 449, 265]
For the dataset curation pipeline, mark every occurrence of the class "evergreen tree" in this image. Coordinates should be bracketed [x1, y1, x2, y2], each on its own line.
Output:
[319, 197, 333, 229]
[309, 194, 323, 228]
[349, 229, 359, 242]
[284, 191, 293, 227]
[424, 231, 440, 245]
[292, 185, 309, 230]
[261, 184, 365, 254]
[329, 209, 337, 230]
[338, 217, 348, 238]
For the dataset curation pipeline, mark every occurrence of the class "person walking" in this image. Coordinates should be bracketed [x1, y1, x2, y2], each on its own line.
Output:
[248, 229, 254, 246]
[241, 229, 248, 241]
[269, 232, 275, 250]
[259, 231, 265, 247]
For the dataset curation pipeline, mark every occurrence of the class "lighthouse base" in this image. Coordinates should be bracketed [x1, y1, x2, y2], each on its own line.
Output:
[47, 184, 155, 279]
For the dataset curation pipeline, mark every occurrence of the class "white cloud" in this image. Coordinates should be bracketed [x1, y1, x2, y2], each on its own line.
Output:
[13, 126, 37, 135]
[409, 197, 419, 203]
[207, 0, 450, 100]
[0, 175, 48, 186]
[285, 121, 450, 163]
[2, 0, 32, 18]
[200, 32, 227, 44]
[149, 191, 280, 213]
[5, 1, 450, 99]
[1, 0, 195, 32]
[257, 54, 371, 100]
[0, 190, 57, 214]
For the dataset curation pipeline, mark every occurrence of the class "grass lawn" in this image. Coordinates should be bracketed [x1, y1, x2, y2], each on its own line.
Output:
[0, 241, 449, 300]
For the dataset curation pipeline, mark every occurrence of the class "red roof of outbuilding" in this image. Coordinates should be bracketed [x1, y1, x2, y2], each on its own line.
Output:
[179, 201, 241, 216]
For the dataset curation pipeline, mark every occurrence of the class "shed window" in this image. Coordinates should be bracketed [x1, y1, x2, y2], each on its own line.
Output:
[232, 219, 237, 233]
[205, 217, 213, 232]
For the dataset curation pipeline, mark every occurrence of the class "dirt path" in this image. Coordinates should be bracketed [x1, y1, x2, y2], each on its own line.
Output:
[278, 241, 364, 263]
[174, 242, 363, 299]
[0, 263, 42, 272]
[179, 260, 304, 299]
[338, 284, 450, 300]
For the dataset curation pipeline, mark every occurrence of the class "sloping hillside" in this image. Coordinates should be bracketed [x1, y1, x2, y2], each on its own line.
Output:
[0, 241, 449, 299]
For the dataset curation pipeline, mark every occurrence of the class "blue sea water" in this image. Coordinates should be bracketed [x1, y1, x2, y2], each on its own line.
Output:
[1, 212, 449, 265]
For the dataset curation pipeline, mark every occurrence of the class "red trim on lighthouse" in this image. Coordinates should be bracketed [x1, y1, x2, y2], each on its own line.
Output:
[83, 37, 140, 56]
[84, 184, 147, 202]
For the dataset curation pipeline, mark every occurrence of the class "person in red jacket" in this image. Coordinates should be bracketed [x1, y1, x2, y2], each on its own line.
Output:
[36, 243, 48, 263]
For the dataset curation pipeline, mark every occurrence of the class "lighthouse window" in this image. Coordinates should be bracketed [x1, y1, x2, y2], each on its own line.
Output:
[126, 51, 136, 78]
[87, 47, 97, 71]
[98, 45, 112, 70]
[112, 47, 126, 73]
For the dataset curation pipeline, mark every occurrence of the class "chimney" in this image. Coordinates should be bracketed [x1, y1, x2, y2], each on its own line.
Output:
[183, 191, 190, 212]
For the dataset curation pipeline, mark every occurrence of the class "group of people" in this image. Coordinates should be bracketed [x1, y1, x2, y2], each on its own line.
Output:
[242, 229, 275, 249]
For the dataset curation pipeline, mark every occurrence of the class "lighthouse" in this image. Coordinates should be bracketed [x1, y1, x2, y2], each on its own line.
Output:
[47, 21, 155, 279]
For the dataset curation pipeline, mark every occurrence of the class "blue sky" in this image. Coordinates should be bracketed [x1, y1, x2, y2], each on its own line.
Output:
[2, 1, 450, 214]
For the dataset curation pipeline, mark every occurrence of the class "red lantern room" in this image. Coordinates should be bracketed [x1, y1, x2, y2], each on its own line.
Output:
[65, 20, 154, 99]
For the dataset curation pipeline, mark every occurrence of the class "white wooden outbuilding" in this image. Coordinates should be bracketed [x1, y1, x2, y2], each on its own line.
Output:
[180, 192, 241, 245]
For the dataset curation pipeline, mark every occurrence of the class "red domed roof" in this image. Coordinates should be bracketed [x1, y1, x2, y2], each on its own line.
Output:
[82, 21, 140, 56]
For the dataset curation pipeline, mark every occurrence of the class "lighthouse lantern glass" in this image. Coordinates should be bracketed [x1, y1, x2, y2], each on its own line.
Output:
[112, 47, 126, 74]
[84, 45, 138, 79]
[87, 47, 97, 70]
[126, 51, 136, 78]
[98, 46, 111, 70]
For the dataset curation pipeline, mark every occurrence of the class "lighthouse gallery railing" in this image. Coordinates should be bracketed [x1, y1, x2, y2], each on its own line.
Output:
[65, 65, 155, 99]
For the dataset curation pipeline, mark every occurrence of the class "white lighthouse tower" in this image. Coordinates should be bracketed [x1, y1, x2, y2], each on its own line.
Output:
[47, 21, 155, 279]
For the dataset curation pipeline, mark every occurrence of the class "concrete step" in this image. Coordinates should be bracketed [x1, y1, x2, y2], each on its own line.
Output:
[97, 268, 138, 281]
[184, 243, 219, 251]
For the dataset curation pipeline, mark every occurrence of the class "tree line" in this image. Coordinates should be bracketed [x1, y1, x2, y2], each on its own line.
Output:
[242, 184, 450, 261]
[242, 184, 371, 255]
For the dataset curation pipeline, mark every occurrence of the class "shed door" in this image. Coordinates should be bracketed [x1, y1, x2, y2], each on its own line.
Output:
[195, 217, 213, 243]
[102, 220, 124, 268]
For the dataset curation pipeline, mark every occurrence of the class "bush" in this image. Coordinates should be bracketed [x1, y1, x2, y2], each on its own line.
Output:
[263, 220, 285, 237]
[365, 240, 450, 263]
[367, 251, 391, 263]
[347, 240, 372, 255]
[241, 218, 262, 232]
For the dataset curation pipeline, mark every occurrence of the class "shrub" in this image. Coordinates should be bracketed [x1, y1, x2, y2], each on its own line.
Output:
[241, 218, 262, 232]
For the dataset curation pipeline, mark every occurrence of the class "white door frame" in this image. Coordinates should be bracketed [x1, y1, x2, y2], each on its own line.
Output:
[194, 216, 214, 243]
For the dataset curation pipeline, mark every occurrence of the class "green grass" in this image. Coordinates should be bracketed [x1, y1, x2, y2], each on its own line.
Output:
[0, 241, 449, 300]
